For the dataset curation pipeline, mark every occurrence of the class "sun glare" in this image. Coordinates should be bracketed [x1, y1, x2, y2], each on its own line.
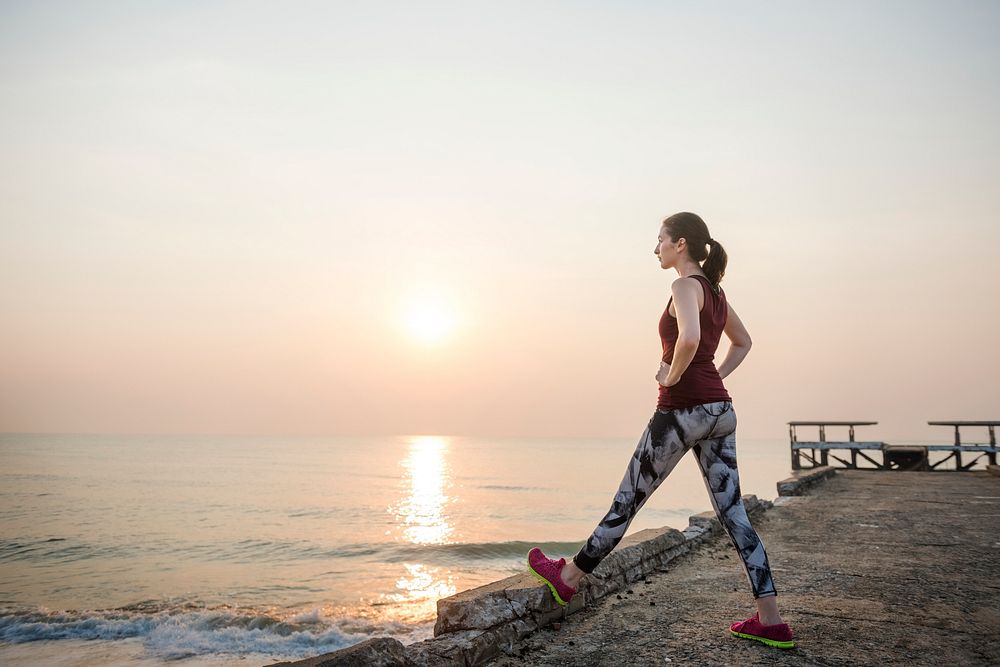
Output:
[402, 294, 458, 343]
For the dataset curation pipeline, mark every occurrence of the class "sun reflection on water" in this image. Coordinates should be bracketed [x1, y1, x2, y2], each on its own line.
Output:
[382, 436, 458, 613]
[396, 435, 454, 545]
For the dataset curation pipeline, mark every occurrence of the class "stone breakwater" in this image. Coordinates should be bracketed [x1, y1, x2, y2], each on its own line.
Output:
[267, 467, 837, 667]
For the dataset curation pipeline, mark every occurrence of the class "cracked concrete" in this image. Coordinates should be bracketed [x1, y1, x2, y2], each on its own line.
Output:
[484, 470, 1000, 667]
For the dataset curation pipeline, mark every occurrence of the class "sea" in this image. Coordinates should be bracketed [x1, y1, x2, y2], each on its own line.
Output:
[0, 429, 956, 665]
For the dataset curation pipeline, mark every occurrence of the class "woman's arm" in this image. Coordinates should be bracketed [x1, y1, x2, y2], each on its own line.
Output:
[660, 277, 702, 387]
[716, 301, 752, 380]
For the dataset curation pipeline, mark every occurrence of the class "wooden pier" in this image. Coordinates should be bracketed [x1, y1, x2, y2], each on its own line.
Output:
[789, 420, 1000, 471]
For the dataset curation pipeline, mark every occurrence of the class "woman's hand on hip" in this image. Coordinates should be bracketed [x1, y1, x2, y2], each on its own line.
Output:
[655, 361, 672, 386]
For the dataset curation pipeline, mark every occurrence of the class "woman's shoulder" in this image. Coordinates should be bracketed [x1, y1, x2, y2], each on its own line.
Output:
[670, 274, 707, 289]
[669, 276, 703, 302]
[671, 274, 718, 293]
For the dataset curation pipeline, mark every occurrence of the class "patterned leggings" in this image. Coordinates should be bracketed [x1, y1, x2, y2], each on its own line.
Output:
[572, 400, 778, 599]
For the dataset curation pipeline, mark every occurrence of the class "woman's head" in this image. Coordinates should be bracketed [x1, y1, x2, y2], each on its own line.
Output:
[654, 212, 728, 290]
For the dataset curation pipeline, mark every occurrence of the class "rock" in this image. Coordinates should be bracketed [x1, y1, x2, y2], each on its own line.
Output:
[776, 466, 837, 496]
[265, 637, 406, 667]
[433, 576, 539, 636]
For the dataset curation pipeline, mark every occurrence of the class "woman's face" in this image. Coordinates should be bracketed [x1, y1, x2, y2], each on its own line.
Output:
[654, 226, 682, 269]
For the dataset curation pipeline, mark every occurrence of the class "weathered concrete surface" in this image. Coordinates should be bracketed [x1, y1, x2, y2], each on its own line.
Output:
[267, 637, 406, 667]
[776, 466, 838, 496]
[432, 495, 769, 637]
[484, 471, 1000, 666]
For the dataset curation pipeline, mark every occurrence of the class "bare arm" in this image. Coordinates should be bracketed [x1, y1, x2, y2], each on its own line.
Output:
[716, 300, 752, 380]
[660, 278, 702, 387]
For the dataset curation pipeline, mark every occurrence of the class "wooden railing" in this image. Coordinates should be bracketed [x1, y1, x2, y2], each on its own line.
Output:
[926, 421, 999, 470]
[787, 421, 884, 470]
[788, 420, 1000, 471]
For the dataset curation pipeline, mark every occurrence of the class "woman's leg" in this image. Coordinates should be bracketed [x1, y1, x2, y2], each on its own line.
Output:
[691, 404, 784, 624]
[562, 405, 720, 586]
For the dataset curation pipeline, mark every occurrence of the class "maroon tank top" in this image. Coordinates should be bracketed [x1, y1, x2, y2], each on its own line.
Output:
[657, 274, 732, 410]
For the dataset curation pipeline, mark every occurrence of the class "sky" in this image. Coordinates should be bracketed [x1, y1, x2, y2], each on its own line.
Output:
[1, 1, 998, 442]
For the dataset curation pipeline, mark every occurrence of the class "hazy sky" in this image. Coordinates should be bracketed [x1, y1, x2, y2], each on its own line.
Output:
[1, 1, 998, 441]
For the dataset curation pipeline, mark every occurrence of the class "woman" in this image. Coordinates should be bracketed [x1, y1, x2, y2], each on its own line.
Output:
[527, 212, 796, 649]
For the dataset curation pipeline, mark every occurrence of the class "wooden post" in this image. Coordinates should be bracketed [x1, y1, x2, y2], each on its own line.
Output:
[848, 424, 857, 467]
[954, 425, 962, 470]
[790, 423, 799, 470]
[990, 425, 997, 466]
[819, 424, 829, 466]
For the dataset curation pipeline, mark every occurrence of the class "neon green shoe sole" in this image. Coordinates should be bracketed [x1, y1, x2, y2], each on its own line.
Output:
[730, 629, 796, 649]
[527, 563, 570, 606]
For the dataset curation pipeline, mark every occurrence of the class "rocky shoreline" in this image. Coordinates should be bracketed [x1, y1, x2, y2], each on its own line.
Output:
[267, 468, 837, 666]
[268, 466, 1000, 665]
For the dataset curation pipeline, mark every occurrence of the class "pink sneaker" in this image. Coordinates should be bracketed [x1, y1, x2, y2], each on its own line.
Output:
[527, 547, 577, 606]
[729, 610, 796, 649]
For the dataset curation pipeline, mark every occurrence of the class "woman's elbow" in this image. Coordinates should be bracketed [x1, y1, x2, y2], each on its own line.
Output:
[678, 335, 701, 349]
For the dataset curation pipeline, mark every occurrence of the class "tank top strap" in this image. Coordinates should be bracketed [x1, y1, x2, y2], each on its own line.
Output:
[689, 273, 721, 297]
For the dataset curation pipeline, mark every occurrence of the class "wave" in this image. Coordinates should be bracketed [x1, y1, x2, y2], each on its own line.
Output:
[0, 536, 585, 567]
[378, 539, 584, 563]
[183, 538, 586, 566]
[240, 538, 586, 565]
[0, 538, 137, 563]
[0, 602, 431, 661]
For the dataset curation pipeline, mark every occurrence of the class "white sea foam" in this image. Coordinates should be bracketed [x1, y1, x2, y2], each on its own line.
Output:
[0, 605, 432, 661]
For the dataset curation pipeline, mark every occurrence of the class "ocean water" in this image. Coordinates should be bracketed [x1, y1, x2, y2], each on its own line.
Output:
[0, 430, 797, 665]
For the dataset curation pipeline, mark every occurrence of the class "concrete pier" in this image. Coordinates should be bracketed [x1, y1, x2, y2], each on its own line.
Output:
[485, 470, 1000, 666]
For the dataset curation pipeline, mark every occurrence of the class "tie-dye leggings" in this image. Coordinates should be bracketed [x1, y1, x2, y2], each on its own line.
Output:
[572, 400, 778, 599]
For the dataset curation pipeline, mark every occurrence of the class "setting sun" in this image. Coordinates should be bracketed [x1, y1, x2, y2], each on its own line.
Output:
[402, 293, 459, 344]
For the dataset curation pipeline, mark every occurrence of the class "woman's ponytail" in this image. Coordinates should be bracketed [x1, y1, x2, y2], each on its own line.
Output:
[702, 238, 727, 293]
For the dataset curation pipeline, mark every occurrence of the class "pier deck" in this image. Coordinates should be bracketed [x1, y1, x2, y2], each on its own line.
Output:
[485, 470, 1000, 666]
